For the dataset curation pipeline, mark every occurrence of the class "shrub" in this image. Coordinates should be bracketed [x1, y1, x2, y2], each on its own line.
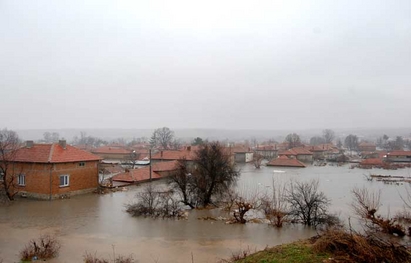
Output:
[260, 179, 290, 228]
[313, 228, 411, 263]
[125, 184, 184, 219]
[20, 234, 61, 261]
[352, 187, 406, 236]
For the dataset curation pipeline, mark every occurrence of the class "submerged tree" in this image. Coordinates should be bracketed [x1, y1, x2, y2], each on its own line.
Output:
[261, 179, 290, 227]
[168, 159, 195, 208]
[351, 187, 405, 236]
[168, 142, 240, 208]
[253, 152, 264, 169]
[285, 179, 330, 227]
[191, 142, 240, 207]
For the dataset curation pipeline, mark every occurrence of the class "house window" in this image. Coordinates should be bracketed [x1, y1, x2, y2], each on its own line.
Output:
[0, 172, 4, 181]
[59, 175, 69, 187]
[18, 174, 25, 186]
[79, 162, 85, 167]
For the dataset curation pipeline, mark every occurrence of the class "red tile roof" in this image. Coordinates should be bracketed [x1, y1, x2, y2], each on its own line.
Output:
[266, 156, 306, 167]
[279, 147, 313, 156]
[387, 151, 411, 156]
[151, 149, 197, 161]
[111, 161, 178, 183]
[152, 161, 179, 172]
[92, 146, 131, 154]
[73, 144, 95, 152]
[359, 142, 376, 147]
[256, 145, 278, 151]
[230, 146, 253, 153]
[360, 158, 384, 166]
[112, 168, 162, 183]
[14, 143, 102, 163]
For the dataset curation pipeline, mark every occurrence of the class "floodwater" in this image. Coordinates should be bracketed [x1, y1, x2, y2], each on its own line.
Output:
[1, 164, 410, 263]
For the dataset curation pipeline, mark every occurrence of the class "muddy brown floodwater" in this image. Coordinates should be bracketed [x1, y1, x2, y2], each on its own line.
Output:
[1, 164, 410, 262]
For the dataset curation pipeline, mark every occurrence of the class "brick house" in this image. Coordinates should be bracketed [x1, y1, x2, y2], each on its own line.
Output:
[386, 151, 411, 162]
[230, 146, 254, 163]
[255, 145, 279, 159]
[9, 140, 101, 200]
[358, 142, 377, 152]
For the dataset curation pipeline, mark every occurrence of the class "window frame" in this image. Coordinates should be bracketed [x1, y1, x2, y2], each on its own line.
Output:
[18, 174, 26, 186]
[79, 162, 85, 167]
[59, 174, 70, 187]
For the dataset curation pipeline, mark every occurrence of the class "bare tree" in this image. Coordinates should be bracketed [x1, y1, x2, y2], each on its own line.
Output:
[0, 129, 21, 201]
[310, 136, 325, 146]
[72, 131, 106, 148]
[322, 129, 335, 144]
[253, 152, 264, 169]
[250, 137, 258, 148]
[125, 150, 138, 169]
[344, 134, 359, 154]
[336, 138, 343, 148]
[261, 179, 290, 227]
[233, 198, 253, 224]
[42, 132, 60, 143]
[285, 179, 330, 227]
[150, 127, 174, 150]
[168, 159, 195, 208]
[170, 138, 183, 150]
[284, 133, 301, 149]
[191, 142, 240, 207]
[351, 187, 405, 236]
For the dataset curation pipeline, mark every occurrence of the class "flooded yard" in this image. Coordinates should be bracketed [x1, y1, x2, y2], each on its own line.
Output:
[1, 164, 410, 262]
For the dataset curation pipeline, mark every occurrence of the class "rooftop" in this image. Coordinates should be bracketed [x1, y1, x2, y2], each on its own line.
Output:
[266, 156, 306, 167]
[14, 142, 102, 163]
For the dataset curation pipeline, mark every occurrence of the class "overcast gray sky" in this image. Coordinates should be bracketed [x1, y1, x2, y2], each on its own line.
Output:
[1, 0, 410, 130]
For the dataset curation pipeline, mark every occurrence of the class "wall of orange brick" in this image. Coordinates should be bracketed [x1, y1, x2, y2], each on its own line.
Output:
[11, 161, 99, 199]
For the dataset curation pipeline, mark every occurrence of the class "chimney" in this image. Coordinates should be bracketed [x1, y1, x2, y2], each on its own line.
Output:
[26, 140, 34, 148]
[59, 140, 67, 149]
[187, 146, 191, 151]
[160, 151, 163, 158]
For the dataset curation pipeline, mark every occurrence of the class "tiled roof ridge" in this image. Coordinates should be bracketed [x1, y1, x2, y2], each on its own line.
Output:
[48, 143, 55, 163]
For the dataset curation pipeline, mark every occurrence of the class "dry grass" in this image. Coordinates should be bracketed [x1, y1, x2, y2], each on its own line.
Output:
[20, 234, 61, 261]
[313, 228, 411, 263]
[229, 246, 255, 261]
[218, 246, 257, 263]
